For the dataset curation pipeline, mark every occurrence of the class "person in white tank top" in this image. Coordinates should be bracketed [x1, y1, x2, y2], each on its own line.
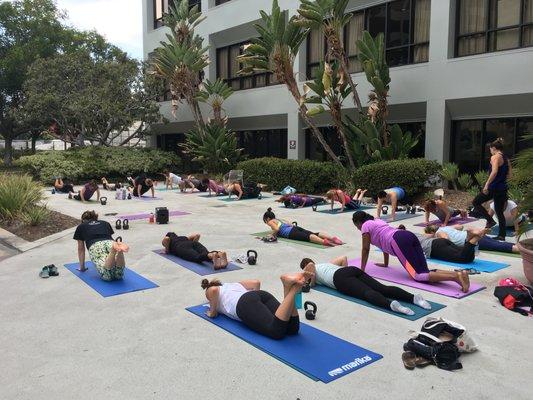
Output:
[300, 256, 431, 316]
[201, 271, 314, 340]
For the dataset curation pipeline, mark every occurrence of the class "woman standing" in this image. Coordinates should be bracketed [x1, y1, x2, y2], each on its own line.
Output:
[472, 138, 511, 240]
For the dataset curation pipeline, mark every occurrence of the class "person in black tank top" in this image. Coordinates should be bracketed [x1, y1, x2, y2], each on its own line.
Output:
[472, 138, 511, 240]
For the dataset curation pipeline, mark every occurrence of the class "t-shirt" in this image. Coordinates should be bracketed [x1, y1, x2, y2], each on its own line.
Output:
[133, 175, 152, 196]
[82, 183, 96, 200]
[490, 200, 518, 226]
[73, 220, 114, 250]
[361, 219, 397, 255]
[217, 283, 248, 320]
[315, 263, 340, 289]
[168, 234, 189, 256]
[415, 233, 435, 258]
[168, 173, 181, 184]
[437, 227, 467, 247]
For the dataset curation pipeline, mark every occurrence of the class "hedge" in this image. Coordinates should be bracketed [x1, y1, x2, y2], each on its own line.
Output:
[17, 146, 181, 183]
[351, 158, 441, 197]
[236, 158, 347, 194]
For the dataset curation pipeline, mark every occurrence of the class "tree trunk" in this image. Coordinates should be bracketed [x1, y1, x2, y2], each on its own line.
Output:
[31, 134, 38, 154]
[331, 105, 357, 171]
[3, 136, 13, 166]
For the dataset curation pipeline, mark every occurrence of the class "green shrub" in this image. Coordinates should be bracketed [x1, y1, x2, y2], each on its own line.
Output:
[22, 206, 50, 226]
[474, 170, 489, 188]
[440, 162, 459, 190]
[458, 173, 473, 190]
[351, 158, 442, 198]
[17, 147, 181, 183]
[0, 174, 44, 221]
[236, 158, 347, 194]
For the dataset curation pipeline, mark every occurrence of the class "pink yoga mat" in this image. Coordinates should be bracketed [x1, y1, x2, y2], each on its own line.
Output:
[348, 259, 485, 299]
[413, 217, 478, 227]
[117, 210, 190, 221]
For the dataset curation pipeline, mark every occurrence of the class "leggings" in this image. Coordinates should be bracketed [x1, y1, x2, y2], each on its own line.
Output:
[472, 189, 508, 237]
[287, 226, 316, 242]
[333, 267, 414, 309]
[236, 290, 299, 340]
[56, 184, 74, 194]
[478, 236, 514, 253]
[391, 230, 430, 281]
[302, 197, 324, 207]
[431, 239, 476, 263]
[168, 233, 210, 263]
[345, 199, 361, 210]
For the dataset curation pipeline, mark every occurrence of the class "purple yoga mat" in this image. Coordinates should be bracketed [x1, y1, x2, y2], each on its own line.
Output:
[348, 259, 485, 299]
[117, 210, 190, 221]
[413, 217, 478, 228]
[153, 250, 242, 276]
[136, 196, 162, 201]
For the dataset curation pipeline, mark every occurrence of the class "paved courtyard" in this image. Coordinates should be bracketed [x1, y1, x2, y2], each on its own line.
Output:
[1, 187, 531, 400]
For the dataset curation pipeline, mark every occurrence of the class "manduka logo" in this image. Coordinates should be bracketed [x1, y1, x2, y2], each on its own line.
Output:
[328, 356, 373, 376]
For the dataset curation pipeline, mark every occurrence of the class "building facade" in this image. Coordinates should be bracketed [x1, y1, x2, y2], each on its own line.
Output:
[143, 0, 533, 172]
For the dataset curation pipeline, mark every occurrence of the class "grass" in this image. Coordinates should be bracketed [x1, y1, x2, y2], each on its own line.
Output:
[0, 173, 45, 222]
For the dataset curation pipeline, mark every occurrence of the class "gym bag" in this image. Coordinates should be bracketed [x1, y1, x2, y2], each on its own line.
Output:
[493, 283, 533, 316]
[241, 182, 262, 199]
[155, 207, 169, 224]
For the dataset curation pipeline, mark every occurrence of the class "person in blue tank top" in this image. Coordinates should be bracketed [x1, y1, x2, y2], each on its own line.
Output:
[472, 138, 512, 240]
[376, 186, 406, 221]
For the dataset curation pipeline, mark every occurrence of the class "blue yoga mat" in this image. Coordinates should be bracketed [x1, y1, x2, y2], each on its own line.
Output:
[491, 223, 533, 237]
[153, 250, 242, 276]
[316, 205, 375, 214]
[64, 262, 158, 297]
[380, 212, 421, 222]
[186, 304, 382, 383]
[312, 285, 446, 321]
[426, 257, 509, 273]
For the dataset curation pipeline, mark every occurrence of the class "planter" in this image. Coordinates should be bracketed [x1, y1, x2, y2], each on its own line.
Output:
[517, 238, 533, 284]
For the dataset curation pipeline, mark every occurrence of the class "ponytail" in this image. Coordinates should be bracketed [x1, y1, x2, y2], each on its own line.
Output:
[489, 137, 504, 151]
[263, 207, 276, 222]
[81, 210, 98, 223]
[201, 279, 222, 290]
[352, 211, 374, 226]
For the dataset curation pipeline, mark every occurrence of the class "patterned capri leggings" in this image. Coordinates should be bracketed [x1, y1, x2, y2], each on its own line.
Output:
[88, 240, 124, 281]
[390, 230, 430, 282]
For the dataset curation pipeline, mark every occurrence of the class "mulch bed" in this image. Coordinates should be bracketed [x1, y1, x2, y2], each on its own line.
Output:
[412, 189, 475, 210]
[0, 210, 79, 242]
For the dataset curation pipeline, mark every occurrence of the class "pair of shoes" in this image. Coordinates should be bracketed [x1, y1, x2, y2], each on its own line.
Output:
[402, 351, 432, 370]
[454, 268, 480, 275]
[115, 219, 129, 230]
[39, 265, 58, 279]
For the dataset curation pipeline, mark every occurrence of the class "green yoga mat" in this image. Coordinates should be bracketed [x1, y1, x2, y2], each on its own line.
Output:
[251, 231, 332, 249]
[312, 285, 446, 321]
[481, 250, 522, 259]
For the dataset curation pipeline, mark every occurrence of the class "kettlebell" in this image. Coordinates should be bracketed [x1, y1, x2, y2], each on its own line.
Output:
[410, 205, 416, 214]
[382, 205, 389, 215]
[51, 188, 56, 194]
[301, 281, 311, 293]
[247, 250, 258, 265]
[304, 301, 317, 320]
[405, 206, 411, 214]
[292, 221, 298, 227]
[100, 197, 108, 206]
[312, 204, 318, 212]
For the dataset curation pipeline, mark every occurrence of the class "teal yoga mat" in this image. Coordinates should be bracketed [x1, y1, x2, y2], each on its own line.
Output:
[312, 285, 446, 320]
[426, 257, 509, 273]
[491, 223, 533, 237]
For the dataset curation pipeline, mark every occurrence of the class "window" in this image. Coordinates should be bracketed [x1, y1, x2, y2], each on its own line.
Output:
[215, 0, 232, 5]
[216, 41, 279, 91]
[456, 0, 533, 57]
[306, 0, 431, 79]
[154, 0, 201, 29]
[396, 121, 426, 158]
[451, 117, 533, 172]
[305, 127, 343, 161]
[236, 130, 288, 158]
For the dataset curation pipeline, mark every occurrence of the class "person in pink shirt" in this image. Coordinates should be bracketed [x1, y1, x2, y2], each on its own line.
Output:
[351, 211, 469, 292]
[202, 178, 227, 197]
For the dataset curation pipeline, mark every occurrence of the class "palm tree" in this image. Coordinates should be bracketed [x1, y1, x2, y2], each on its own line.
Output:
[238, 0, 342, 167]
[296, 0, 363, 112]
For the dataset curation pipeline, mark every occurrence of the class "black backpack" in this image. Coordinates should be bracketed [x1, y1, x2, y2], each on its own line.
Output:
[493, 285, 533, 316]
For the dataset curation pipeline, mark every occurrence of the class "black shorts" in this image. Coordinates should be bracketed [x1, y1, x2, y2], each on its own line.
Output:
[287, 226, 316, 242]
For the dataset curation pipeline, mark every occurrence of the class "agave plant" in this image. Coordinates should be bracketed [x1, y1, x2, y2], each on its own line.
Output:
[196, 78, 233, 125]
[163, 0, 205, 45]
[296, 0, 363, 111]
[238, 0, 342, 167]
[440, 162, 459, 190]
[474, 170, 489, 188]
[458, 173, 473, 190]
[512, 133, 533, 217]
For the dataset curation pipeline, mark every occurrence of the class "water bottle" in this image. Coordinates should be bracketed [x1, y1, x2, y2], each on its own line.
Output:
[295, 291, 303, 310]
[122, 188, 127, 200]
[149, 213, 155, 224]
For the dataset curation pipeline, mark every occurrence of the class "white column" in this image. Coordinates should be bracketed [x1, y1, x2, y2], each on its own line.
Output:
[425, 99, 451, 163]
[287, 111, 305, 160]
[428, 0, 454, 62]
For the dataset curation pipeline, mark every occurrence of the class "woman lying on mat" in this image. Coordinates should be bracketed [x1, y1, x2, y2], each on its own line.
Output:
[300, 256, 431, 316]
[201, 178, 227, 197]
[423, 199, 467, 226]
[101, 177, 123, 191]
[202, 271, 313, 339]
[128, 174, 155, 198]
[68, 180, 100, 203]
[424, 224, 518, 254]
[263, 208, 343, 246]
[325, 188, 367, 213]
[162, 232, 228, 269]
[351, 211, 470, 292]
[54, 178, 74, 194]
[73, 210, 129, 281]
[275, 194, 325, 208]
[376, 186, 406, 221]
[487, 200, 526, 234]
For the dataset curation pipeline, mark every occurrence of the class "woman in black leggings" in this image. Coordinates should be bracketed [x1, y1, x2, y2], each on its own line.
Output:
[162, 232, 228, 270]
[300, 256, 431, 315]
[202, 272, 313, 340]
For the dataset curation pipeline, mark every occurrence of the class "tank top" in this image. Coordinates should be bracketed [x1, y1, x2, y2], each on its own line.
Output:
[488, 154, 509, 191]
[334, 190, 351, 204]
[434, 206, 454, 222]
[217, 283, 248, 320]
[315, 263, 340, 289]
[276, 220, 293, 238]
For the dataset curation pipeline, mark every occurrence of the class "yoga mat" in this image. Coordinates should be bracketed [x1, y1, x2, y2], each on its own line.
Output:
[316, 205, 375, 214]
[491, 224, 533, 237]
[186, 304, 382, 383]
[251, 231, 334, 249]
[312, 285, 446, 320]
[481, 250, 522, 259]
[426, 257, 509, 273]
[153, 250, 242, 276]
[64, 262, 158, 297]
[380, 213, 421, 222]
[348, 259, 485, 299]
[116, 210, 190, 221]
[155, 187, 179, 191]
[218, 195, 270, 202]
[136, 196, 162, 201]
[414, 217, 478, 228]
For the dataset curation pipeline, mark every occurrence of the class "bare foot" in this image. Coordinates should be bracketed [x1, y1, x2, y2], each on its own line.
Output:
[457, 271, 470, 293]
[220, 252, 228, 268]
[280, 273, 307, 288]
[460, 210, 468, 219]
[113, 242, 130, 253]
[162, 237, 170, 253]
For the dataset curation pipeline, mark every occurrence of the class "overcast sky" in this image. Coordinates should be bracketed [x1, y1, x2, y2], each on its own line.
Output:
[56, 0, 143, 60]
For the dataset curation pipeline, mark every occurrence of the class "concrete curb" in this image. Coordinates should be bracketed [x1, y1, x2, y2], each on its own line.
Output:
[0, 225, 76, 253]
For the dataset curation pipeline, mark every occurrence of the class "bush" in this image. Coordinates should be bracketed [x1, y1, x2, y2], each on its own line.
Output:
[236, 158, 347, 194]
[0, 174, 44, 221]
[474, 170, 489, 188]
[22, 206, 50, 226]
[351, 158, 442, 198]
[458, 173, 473, 190]
[440, 162, 459, 190]
[17, 146, 181, 183]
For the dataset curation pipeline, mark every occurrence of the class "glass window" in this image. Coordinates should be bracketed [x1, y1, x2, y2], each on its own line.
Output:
[305, 127, 343, 161]
[154, 1, 201, 29]
[388, 0, 411, 48]
[367, 5, 387, 38]
[485, 119, 516, 154]
[237, 130, 287, 158]
[452, 121, 484, 172]
[215, 0, 232, 5]
[345, 12, 365, 73]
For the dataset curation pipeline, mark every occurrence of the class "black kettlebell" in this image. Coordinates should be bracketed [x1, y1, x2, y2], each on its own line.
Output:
[100, 197, 108, 206]
[247, 250, 257, 265]
[410, 205, 416, 214]
[312, 204, 318, 212]
[51, 188, 56, 194]
[405, 206, 411, 214]
[302, 281, 311, 293]
[304, 301, 317, 320]
[292, 221, 298, 227]
[382, 205, 389, 215]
